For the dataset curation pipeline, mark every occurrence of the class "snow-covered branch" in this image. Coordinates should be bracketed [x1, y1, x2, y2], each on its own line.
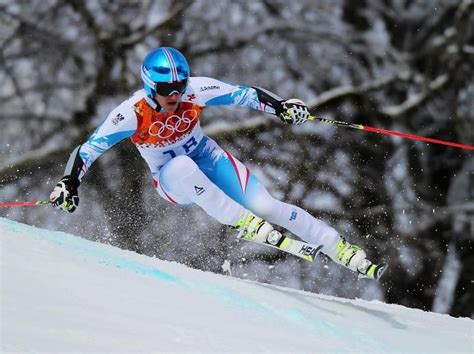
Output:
[414, 202, 474, 236]
[306, 72, 410, 110]
[191, 21, 347, 57]
[118, 1, 193, 48]
[380, 74, 450, 118]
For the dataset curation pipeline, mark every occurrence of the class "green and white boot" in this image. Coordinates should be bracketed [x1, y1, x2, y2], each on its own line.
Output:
[334, 239, 388, 281]
[234, 210, 275, 243]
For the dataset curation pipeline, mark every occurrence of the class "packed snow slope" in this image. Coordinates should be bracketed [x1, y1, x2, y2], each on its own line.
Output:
[1, 218, 472, 353]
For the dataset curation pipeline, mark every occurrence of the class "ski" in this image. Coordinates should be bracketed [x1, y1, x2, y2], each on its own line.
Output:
[238, 229, 323, 262]
[238, 229, 388, 280]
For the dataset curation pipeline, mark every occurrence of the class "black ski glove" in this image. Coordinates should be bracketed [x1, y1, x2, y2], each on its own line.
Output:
[49, 175, 80, 213]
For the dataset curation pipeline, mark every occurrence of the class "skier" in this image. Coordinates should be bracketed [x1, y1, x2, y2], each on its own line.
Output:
[50, 47, 385, 279]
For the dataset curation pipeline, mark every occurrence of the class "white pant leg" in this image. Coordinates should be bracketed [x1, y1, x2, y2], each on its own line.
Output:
[245, 179, 341, 258]
[157, 155, 244, 226]
[157, 153, 341, 258]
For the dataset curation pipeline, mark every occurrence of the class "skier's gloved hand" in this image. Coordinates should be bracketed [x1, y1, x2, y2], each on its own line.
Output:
[49, 175, 80, 213]
[279, 98, 309, 125]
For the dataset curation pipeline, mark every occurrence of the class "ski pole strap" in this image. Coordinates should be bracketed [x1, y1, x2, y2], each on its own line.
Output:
[308, 115, 474, 150]
[0, 200, 50, 207]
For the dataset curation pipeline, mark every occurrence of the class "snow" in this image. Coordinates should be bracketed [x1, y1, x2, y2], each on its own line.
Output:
[1, 218, 473, 353]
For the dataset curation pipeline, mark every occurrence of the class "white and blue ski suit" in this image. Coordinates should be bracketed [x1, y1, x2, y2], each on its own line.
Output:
[66, 77, 341, 258]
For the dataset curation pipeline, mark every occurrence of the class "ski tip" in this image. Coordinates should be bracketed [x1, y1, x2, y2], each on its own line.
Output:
[373, 262, 388, 281]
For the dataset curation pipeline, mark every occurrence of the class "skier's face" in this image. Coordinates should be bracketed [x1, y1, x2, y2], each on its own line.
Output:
[155, 92, 181, 112]
[154, 79, 187, 112]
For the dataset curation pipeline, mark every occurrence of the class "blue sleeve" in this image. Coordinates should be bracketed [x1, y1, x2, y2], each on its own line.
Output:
[76, 102, 137, 181]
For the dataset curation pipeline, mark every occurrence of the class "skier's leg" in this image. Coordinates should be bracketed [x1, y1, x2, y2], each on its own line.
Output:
[246, 179, 342, 258]
[245, 181, 385, 277]
[157, 155, 244, 226]
[200, 146, 383, 277]
[196, 146, 341, 258]
[156, 155, 276, 243]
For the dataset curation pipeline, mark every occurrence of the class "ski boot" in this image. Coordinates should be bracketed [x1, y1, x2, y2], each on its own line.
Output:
[334, 238, 388, 281]
[234, 210, 276, 243]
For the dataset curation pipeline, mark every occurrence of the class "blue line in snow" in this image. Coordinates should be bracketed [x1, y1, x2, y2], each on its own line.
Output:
[1, 218, 177, 283]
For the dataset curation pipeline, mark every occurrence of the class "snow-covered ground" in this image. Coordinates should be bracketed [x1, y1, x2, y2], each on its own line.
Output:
[1, 217, 472, 353]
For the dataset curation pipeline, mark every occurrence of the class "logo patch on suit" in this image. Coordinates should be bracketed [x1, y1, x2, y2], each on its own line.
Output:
[290, 209, 298, 221]
[112, 113, 125, 125]
[194, 186, 205, 195]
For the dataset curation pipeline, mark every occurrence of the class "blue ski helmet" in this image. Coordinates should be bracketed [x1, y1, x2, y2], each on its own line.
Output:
[141, 47, 190, 98]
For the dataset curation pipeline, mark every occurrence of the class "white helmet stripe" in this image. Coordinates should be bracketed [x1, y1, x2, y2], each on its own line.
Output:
[141, 66, 156, 89]
[163, 47, 178, 82]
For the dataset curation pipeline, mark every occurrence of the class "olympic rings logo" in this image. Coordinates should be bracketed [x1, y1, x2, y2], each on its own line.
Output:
[148, 109, 199, 139]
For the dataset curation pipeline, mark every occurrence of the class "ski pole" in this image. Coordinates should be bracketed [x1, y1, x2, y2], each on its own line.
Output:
[0, 200, 50, 207]
[308, 115, 474, 150]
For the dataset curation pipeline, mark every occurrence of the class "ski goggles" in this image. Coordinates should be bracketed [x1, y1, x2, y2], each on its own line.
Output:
[154, 80, 187, 96]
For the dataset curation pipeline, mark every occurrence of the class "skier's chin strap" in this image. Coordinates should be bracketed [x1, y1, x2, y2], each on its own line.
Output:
[144, 93, 162, 111]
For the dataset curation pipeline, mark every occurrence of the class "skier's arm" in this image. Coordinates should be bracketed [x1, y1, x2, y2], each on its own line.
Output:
[49, 103, 137, 212]
[189, 77, 309, 125]
[67, 103, 137, 182]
